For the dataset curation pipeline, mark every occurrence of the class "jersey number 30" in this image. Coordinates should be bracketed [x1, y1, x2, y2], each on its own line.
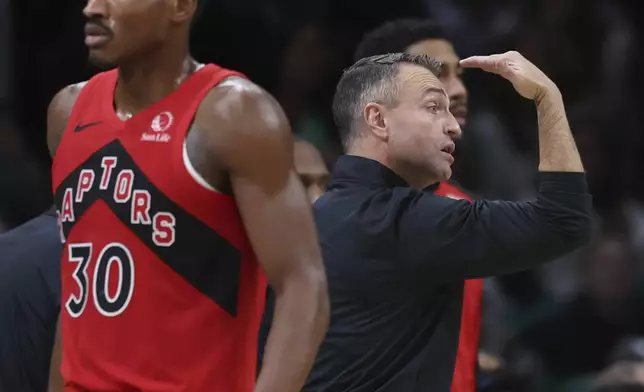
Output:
[65, 242, 135, 318]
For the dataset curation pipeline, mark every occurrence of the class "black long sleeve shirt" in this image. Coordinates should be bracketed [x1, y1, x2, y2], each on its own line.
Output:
[303, 155, 593, 392]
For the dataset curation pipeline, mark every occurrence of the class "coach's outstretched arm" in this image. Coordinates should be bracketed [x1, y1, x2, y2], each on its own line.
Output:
[392, 51, 593, 280]
[197, 79, 329, 392]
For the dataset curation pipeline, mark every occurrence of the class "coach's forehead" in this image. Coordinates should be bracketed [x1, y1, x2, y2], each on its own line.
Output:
[396, 63, 444, 97]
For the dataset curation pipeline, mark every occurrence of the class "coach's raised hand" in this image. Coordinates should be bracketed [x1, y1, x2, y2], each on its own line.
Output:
[459, 51, 555, 101]
[460, 51, 584, 173]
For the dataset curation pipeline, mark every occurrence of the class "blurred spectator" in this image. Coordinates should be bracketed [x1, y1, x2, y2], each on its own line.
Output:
[294, 138, 330, 204]
[519, 231, 644, 380]
[0, 113, 50, 230]
[274, 22, 343, 166]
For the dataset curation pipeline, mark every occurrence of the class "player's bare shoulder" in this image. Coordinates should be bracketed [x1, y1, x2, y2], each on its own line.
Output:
[193, 76, 292, 168]
[47, 81, 87, 157]
[197, 76, 287, 138]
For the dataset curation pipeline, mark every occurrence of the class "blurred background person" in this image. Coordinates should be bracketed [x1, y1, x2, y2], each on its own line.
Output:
[516, 229, 644, 389]
[293, 138, 330, 204]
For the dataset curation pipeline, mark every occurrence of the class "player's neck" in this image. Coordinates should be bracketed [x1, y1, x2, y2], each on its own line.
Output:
[115, 45, 195, 117]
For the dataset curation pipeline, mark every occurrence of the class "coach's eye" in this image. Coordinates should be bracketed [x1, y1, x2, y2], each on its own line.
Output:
[427, 105, 440, 114]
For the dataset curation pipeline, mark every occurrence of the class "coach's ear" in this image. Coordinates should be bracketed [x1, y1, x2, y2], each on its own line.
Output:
[363, 102, 389, 142]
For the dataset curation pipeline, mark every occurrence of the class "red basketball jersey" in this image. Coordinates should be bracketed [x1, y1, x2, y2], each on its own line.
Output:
[436, 182, 483, 392]
[52, 64, 267, 392]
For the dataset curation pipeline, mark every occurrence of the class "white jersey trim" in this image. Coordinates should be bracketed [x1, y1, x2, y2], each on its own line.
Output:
[182, 140, 222, 194]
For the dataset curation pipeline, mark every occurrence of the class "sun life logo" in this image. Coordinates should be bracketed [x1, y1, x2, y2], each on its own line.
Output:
[142, 112, 173, 142]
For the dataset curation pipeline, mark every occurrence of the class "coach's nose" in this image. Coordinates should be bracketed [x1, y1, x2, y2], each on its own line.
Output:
[445, 111, 462, 140]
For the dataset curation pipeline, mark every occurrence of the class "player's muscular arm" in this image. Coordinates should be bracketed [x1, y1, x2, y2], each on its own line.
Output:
[45, 84, 82, 391]
[196, 79, 329, 392]
[47, 83, 84, 157]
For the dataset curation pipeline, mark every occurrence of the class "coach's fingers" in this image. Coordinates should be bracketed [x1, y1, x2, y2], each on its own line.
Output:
[459, 54, 508, 76]
[462, 51, 556, 100]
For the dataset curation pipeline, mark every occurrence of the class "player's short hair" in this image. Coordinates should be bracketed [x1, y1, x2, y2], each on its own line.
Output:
[332, 53, 442, 149]
[354, 19, 448, 62]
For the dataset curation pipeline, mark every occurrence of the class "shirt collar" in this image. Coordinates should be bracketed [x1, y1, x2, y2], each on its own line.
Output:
[328, 155, 439, 191]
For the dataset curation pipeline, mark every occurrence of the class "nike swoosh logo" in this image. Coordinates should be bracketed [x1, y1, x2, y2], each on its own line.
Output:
[74, 121, 103, 132]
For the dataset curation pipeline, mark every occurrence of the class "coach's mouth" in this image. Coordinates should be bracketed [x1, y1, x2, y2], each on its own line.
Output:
[441, 143, 456, 164]
[84, 24, 112, 48]
[441, 143, 455, 155]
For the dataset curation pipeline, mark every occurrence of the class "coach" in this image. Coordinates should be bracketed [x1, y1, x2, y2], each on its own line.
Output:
[303, 51, 593, 391]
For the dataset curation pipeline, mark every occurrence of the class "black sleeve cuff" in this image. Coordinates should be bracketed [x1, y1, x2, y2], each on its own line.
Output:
[538, 172, 589, 194]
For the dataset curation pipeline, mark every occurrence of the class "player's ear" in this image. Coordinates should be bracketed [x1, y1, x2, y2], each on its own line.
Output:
[364, 102, 389, 142]
[171, 0, 196, 23]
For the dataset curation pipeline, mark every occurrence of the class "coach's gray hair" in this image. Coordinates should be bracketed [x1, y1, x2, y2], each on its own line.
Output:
[332, 53, 442, 150]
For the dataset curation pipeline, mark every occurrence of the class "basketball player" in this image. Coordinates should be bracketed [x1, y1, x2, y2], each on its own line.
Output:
[46, 0, 329, 391]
